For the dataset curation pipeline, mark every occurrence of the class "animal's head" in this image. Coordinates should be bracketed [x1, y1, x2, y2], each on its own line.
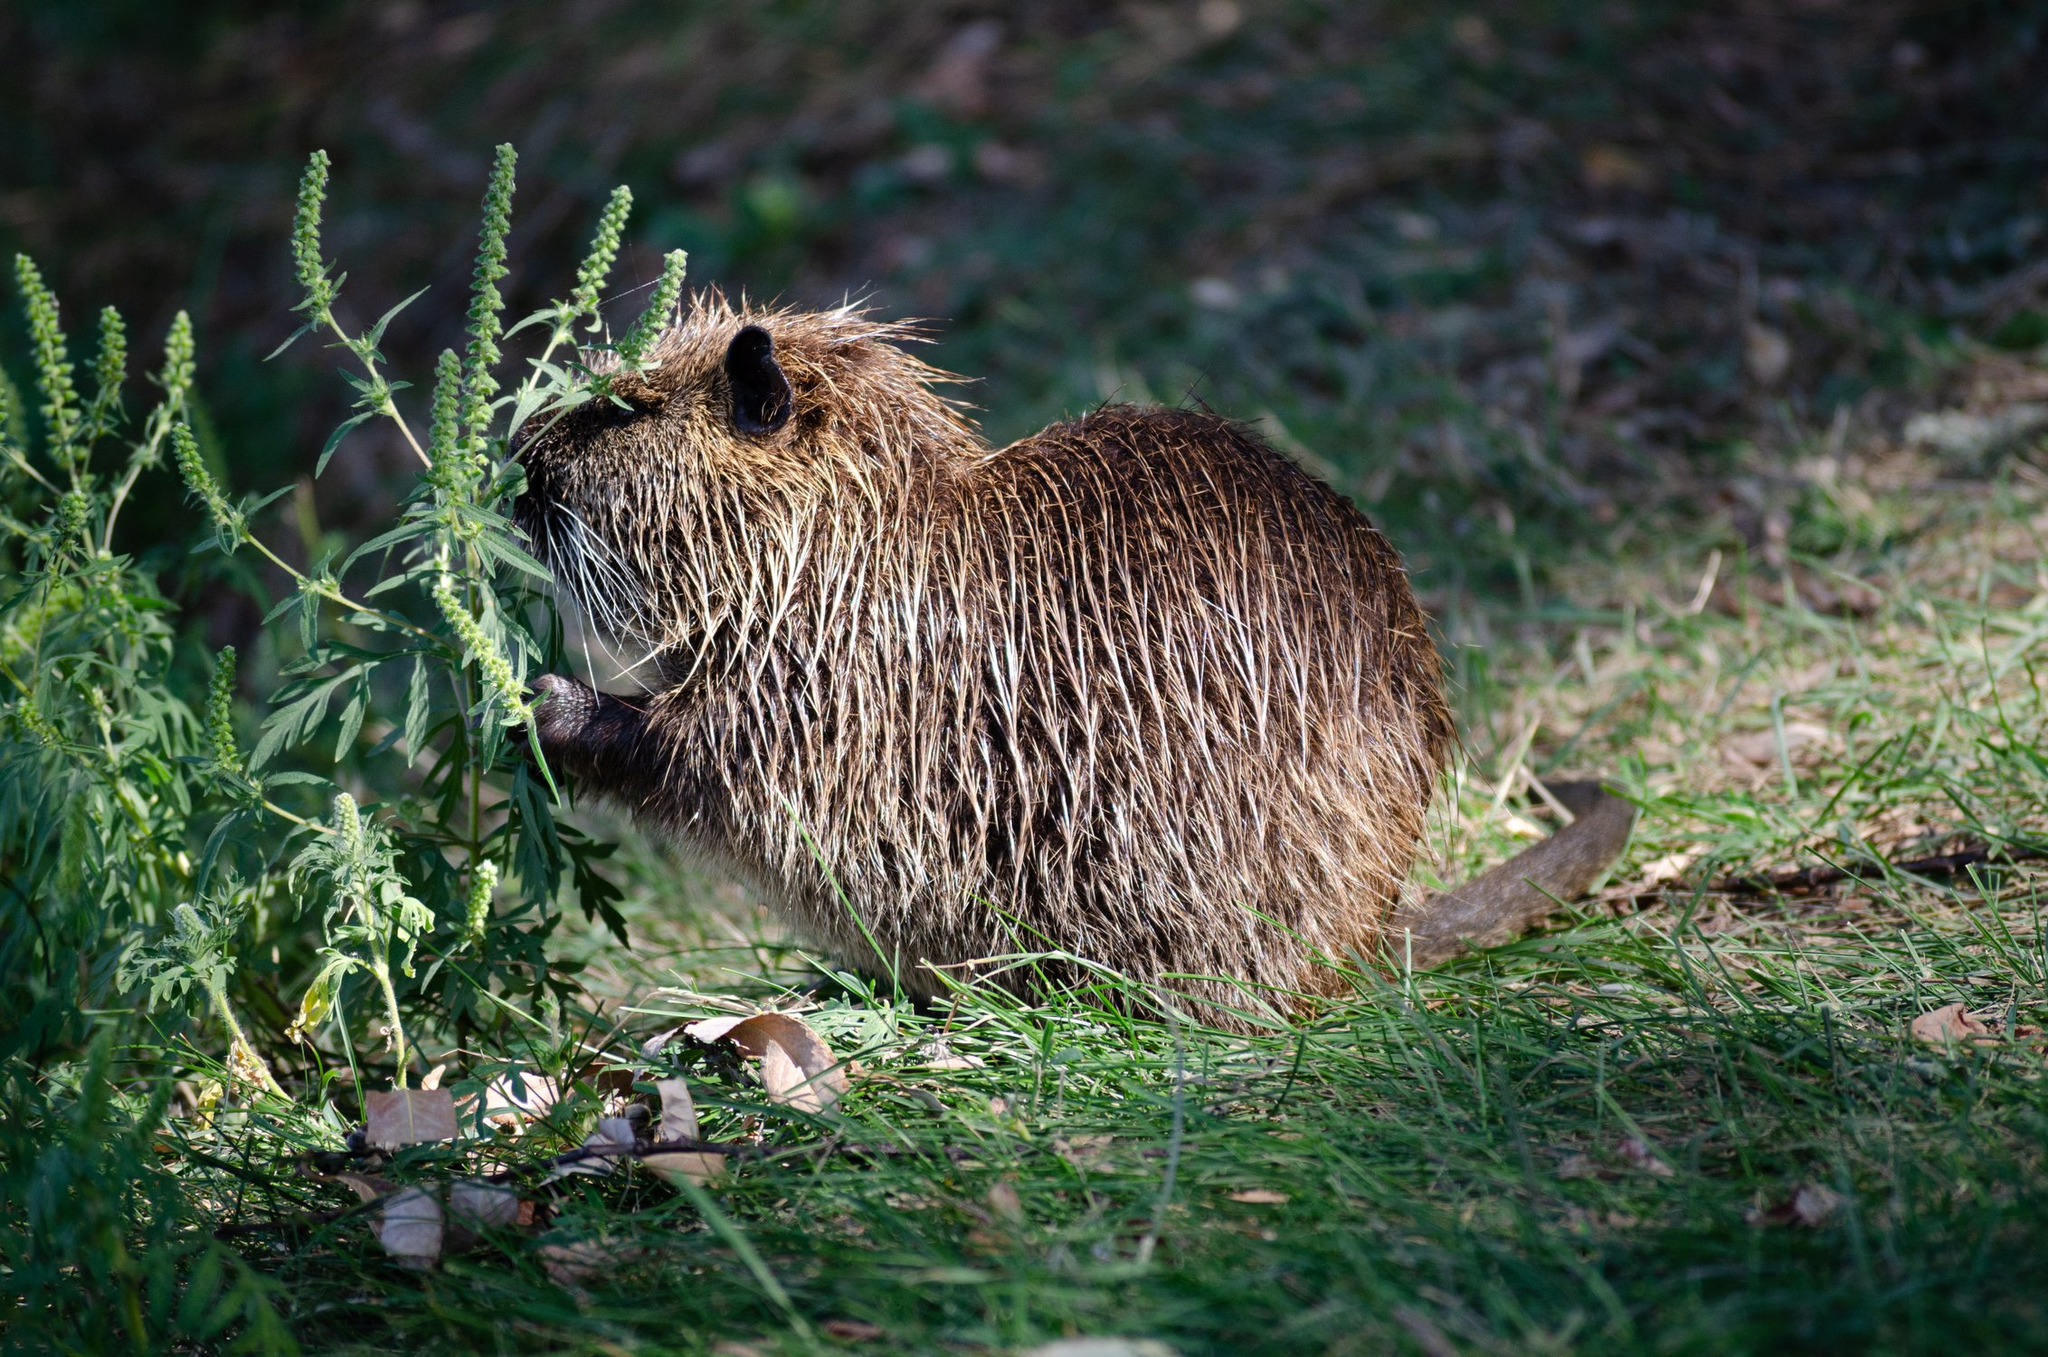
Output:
[514, 293, 975, 671]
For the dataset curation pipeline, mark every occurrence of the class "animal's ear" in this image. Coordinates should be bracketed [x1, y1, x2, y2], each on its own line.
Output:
[724, 325, 792, 435]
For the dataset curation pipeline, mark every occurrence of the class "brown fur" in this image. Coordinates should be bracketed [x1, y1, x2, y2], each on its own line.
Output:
[515, 294, 1622, 1021]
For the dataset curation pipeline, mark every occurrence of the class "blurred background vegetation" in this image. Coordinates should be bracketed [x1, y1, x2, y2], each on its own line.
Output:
[7, 0, 2046, 630]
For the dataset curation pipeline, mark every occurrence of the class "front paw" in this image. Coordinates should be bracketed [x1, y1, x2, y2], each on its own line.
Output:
[528, 673, 598, 759]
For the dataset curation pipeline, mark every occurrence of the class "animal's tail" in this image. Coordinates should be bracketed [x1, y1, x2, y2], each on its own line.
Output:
[1386, 780, 1638, 966]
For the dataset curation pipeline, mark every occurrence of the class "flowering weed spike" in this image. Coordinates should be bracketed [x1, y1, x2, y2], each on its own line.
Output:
[462, 860, 499, 945]
[332, 791, 364, 862]
[159, 310, 195, 410]
[88, 306, 127, 437]
[14, 254, 80, 462]
[461, 143, 518, 458]
[55, 489, 90, 550]
[616, 248, 689, 371]
[291, 150, 337, 315]
[206, 646, 245, 778]
[425, 349, 467, 490]
[172, 422, 243, 548]
[432, 574, 534, 724]
[568, 185, 633, 323]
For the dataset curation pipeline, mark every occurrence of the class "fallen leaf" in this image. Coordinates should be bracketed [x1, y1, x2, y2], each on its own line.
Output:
[1580, 143, 1655, 192]
[644, 1076, 723, 1187]
[1021, 1341, 1182, 1357]
[364, 1087, 458, 1150]
[821, 1319, 886, 1341]
[1635, 848, 1702, 889]
[1226, 1188, 1289, 1204]
[375, 1186, 443, 1270]
[1617, 1136, 1675, 1178]
[1791, 1182, 1844, 1227]
[480, 1069, 560, 1127]
[537, 1236, 634, 1288]
[986, 1181, 1025, 1222]
[1054, 1134, 1115, 1170]
[1904, 403, 2048, 461]
[759, 1040, 826, 1113]
[685, 1012, 848, 1110]
[1744, 322, 1792, 387]
[1555, 1153, 1599, 1180]
[1910, 1002, 1998, 1045]
[1747, 1181, 1845, 1228]
[447, 1178, 522, 1233]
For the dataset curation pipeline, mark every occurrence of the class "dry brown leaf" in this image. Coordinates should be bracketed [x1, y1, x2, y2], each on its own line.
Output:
[821, 1319, 886, 1341]
[480, 1069, 560, 1127]
[1744, 323, 1792, 387]
[1747, 1181, 1846, 1228]
[537, 1237, 635, 1288]
[1054, 1134, 1115, 1170]
[1790, 1183, 1844, 1227]
[644, 1076, 723, 1187]
[364, 1087, 458, 1150]
[758, 1040, 822, 1112]
[1580, 143, 1655, 192]
[1634, 847, 1702, 889]
[1226, 1188, 1289, 1204]
[685, 1012, 848, 1110]
[447, 1179, 522, 1233]
[375, 1186, 443, 1269]
[1618, 1136, 1675, 1178]
[1910, 1002, 1999, 1045]
[986, 1181, 1024, 1222]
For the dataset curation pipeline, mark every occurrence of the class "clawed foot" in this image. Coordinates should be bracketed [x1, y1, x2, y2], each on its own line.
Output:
[523, 673, 652, 791]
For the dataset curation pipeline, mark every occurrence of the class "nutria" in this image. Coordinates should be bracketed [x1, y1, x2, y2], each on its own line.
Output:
[514, 295, 1634, 1020]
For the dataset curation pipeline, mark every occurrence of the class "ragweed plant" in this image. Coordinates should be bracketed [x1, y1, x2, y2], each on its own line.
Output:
[2, 142, 677, 1343]
[165, 145, 672, 1084]
[0, 258, 293, 1347]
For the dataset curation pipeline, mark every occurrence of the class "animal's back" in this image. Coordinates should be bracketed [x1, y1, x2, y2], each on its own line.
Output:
[757, 405, 1453, 1011]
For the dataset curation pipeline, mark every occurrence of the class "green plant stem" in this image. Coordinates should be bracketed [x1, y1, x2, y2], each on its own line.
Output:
[200, 976, 286, 1098]
[368, 955, 410, 1087]
[99, 400, 182, 553]
[318, 306, 431, 469]
[4, 443, 60, 495]
[239, 532, 439, 647]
